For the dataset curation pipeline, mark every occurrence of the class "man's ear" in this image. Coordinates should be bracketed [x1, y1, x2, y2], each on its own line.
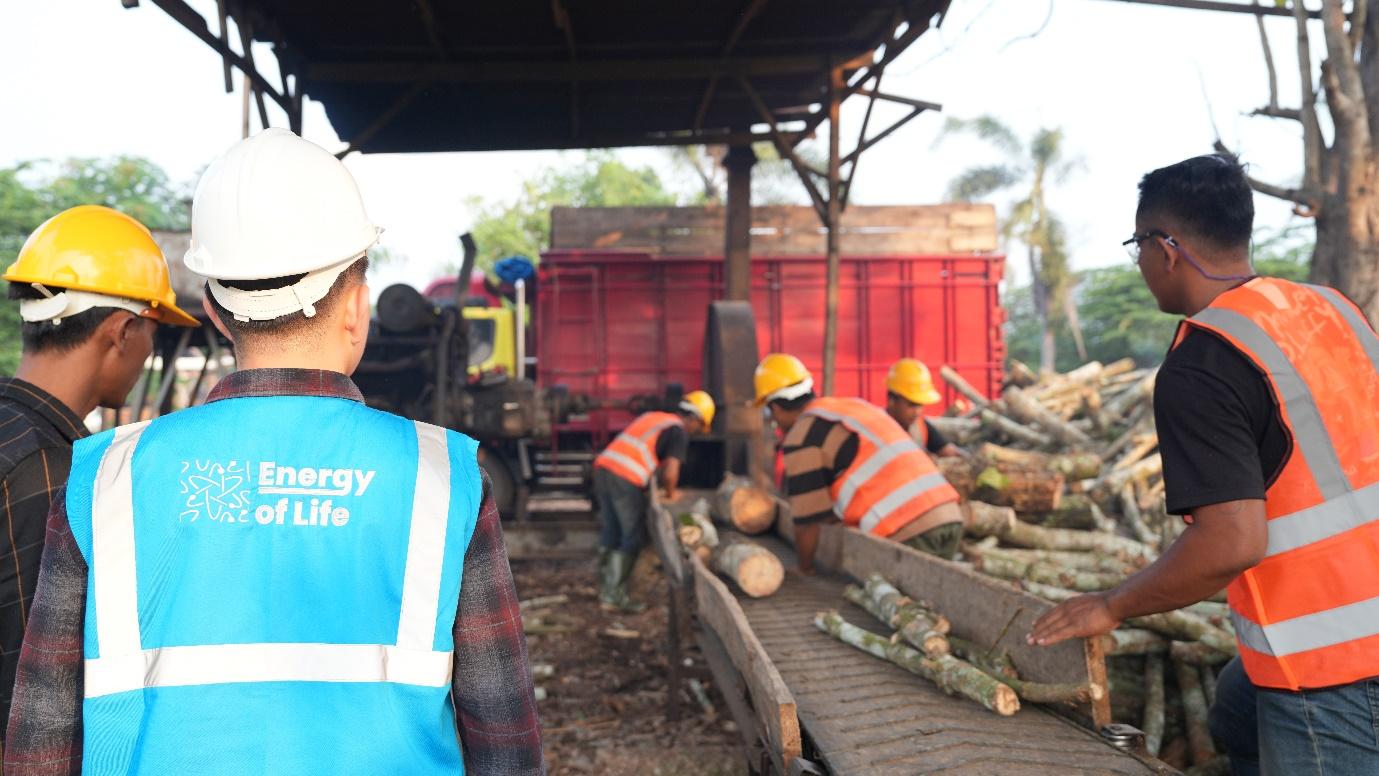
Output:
[202, 296, 234, 342]
[98, 311, 139, 354]
[344, 281, 371, 344]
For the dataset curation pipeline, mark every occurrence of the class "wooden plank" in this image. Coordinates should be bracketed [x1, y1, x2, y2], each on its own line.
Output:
[833, 530, 1098, 688]
[648, 501, 687, 587]
[691, 553, 802, 770]
[549, 205, 1000, 256]
[695, 628, 762, 765]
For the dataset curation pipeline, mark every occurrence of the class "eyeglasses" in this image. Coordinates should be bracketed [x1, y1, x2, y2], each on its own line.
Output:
[1121, 230, 1256, 282]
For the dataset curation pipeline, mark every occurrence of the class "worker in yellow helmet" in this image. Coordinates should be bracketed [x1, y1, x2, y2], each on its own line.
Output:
[593, 389, 715, 611]
[0, 205, 197, 738]
[885, 358, 965, 458]
[756, 354, 963, 574]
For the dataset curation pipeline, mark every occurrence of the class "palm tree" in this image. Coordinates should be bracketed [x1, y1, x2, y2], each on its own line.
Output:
[938, 117, 1084, 372]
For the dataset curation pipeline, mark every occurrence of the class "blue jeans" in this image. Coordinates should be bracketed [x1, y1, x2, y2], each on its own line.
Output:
[1210, 657, 1260, 776]
[594, 467, 647, 554]
[1256, 676, 1379, 775]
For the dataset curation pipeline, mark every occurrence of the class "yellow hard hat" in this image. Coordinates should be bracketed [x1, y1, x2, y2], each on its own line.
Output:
[5, 205, 198, 327]
[887, 358, 942, 406]
[755, 353, 814, 406]
[679, 390, 716, 427]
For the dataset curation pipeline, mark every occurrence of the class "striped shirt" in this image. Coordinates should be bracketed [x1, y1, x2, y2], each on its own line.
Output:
[782, 415, 858, 525]
[0, 378, 89, 749]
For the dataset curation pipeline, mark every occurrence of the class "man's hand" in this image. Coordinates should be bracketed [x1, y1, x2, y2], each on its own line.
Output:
[796, 562, 816, 576]
[660, 488, 681, 503]
[1027, 592, 1120, 646]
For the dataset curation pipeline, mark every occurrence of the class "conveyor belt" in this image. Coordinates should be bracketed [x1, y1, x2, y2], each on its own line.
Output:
[732, 536, 1161, 775]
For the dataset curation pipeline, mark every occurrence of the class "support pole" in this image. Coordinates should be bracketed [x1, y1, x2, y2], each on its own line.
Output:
[724, 143, 757, 302]
[822, 67, 843, 396]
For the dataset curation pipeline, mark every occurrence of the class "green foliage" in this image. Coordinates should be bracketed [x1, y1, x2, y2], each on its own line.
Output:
[0, 156, 189, 375]
[466, 151, 682, 270]
[1005, 227, 1313, 371]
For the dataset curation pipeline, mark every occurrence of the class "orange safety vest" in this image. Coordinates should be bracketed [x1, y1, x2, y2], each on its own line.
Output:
[1173, 277, 1379, 690]
[594, 412, 683, 487]
[910, 419, 930, 449]
[805, 397, 960, 538]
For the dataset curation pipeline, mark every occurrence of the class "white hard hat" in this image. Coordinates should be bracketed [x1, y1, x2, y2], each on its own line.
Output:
[185, 128, 381, 321]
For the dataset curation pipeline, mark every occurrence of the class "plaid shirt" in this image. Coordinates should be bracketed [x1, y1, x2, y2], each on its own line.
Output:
[4, 369, 545, 775]
[0, 378, 90, 754]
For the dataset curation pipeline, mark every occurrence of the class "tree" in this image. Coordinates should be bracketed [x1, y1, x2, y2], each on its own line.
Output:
[466, 151, 680, 269]
[1209, 0, 1379, 323]
[667, 142, 825, 206]
[0, 156, 189, 374]
[939, 117, 1082, 373]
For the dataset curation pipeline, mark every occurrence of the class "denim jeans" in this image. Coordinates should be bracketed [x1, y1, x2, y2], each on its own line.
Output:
[593, 467, 648, 554]
[1255, 675, 1379, 775]
[1209, 657, 1260, 776]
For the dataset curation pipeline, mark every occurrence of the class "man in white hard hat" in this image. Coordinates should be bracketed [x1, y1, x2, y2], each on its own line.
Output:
[6, 130, 545, 775]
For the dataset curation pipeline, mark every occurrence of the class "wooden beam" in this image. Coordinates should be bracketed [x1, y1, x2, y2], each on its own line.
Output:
[237, 14, 271, 130]
[693, 0, 772, 130]
[738, 77, 829, 222]
[691, 553, 802, 772]
[144, 0, 288, 109]
[307, 53, 848, 84]
[839, 105, 925, 167]
[336, 81, 430, 158]
[1094, 0, 1323, 18]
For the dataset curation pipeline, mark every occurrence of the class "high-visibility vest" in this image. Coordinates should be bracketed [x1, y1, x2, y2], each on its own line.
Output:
[594, 411, 683, 487]
[1174, 277, 1379, 690]
[910, 419, 930, 449]
[68, 396, 482, 774]
[804, 397, 961, 537]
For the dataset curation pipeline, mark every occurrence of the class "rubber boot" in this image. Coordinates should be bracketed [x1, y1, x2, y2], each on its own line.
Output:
[596, 547, 617, 608]
[600, 550, 646, 613]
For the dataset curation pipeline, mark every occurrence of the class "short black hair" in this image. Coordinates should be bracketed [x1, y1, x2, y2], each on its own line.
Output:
[769, 392, 815, 413]
[207, 257, 368, 343]
[7, 283, 122, 354]
[1137, 153, 1254, 248]
[887, 391, 919, 407]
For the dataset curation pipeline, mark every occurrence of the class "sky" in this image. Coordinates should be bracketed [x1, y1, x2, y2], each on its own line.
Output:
[0, 0, 1320, 290]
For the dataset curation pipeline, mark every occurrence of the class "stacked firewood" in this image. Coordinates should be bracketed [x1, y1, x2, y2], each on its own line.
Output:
[935, 358, 1231, 771]
[814, 573, 1104, 717]
[674, 479, 785, 599]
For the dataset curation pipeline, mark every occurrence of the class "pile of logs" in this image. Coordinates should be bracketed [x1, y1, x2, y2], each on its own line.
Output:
[814, 573, 1106, 717]
[937, 358, 1232, 772]
[673, 482, 785, 599]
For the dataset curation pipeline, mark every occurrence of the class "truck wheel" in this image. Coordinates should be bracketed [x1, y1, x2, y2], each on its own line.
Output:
[478, 447, 518, 518]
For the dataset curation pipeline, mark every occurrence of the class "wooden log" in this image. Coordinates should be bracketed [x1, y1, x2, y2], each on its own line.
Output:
[965, 503, 1160, 563]
[927, 416, 981, 445]
[940, 365, 991, 409]
[1002, 385, 1094, 447]
[710, 537, 784, 598]
[1120, 484, 1159, 548]
[1143, 654, 1166, 757]
[1201, 663, 1218, 708]
[938, 458, 1064, 512]
[713, 476, 776, 535]
[978, 443, 1103, 480]
[978, 408, 1052, 447]
[1170, 640, 1233, 666]
[1099, 357, 1138, 382]
[814, 610, 1021, 716]
[948, 635, 1019, 679]
[677, 509, 719, 549]
[973, 554, 1123, 592]
[1007, 359, 1039, 388]
[1104, 371, 1157, 420]
[1103, 628, 1169, 656]
[1081, 388, 1116, 437]
[1017, 495, 1098, 530]
[1111, 433, 1160, 473]
[963, 545, 1138, 575]
[1098, 454, 1163, 499]
[861, 573, 953, 640]
[842, 584, 950, 658]
[1175, 659, 1217, 765]
[948, 636, 1102, 705]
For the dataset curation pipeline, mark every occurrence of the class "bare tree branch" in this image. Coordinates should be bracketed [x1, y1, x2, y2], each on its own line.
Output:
[1293, 0, 1325, 190]
[1250, 105, 1303, 120]
[1214, 139, 1320, 215]
[1255, 0, 1280, 111]
[1362, 0, 1379, 147]
[1350, 0, 1368, 56]
[1321, 0, 1368, 132]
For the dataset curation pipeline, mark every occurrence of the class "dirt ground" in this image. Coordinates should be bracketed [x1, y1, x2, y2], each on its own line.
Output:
[513, 555, 747, 776]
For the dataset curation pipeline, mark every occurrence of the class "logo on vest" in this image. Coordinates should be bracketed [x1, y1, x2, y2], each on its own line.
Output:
[179, 460, 377, 528]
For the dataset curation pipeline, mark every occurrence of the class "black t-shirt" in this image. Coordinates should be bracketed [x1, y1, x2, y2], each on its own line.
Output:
[655, 423, 689, 463]
[1154, 327, 1291, 515]
[922, 420, 950, 455]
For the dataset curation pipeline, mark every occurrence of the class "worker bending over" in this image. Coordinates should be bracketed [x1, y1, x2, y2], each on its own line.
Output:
[757, 354, 964, 574]
[884, 358, 965, 458]
[0, 207, 197, 753]
[593, 390, 715, 611]
[1031, 153, 1379, 774]
[6, 130, 544, 775]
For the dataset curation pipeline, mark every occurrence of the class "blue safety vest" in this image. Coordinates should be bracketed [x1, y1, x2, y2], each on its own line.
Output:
[66, 395, 481, 775]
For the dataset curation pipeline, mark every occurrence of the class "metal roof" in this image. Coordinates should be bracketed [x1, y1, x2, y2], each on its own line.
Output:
[137, 0, 950, 153]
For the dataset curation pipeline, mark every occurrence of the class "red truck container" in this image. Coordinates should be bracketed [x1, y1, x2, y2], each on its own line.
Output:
[537, 250, 1005, 438]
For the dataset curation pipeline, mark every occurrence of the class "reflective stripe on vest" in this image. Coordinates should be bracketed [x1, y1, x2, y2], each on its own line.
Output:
[1180, 277, 1379, 689]
[84, 421, 454, 698]
[595, 412, 681, 486]
[805, 398, 959, 537]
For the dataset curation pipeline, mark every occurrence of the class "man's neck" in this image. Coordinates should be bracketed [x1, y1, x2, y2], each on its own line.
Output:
[14, 352, 102, 419]
[233, 347, 351, 374]
[1182, 274, 1255, 318]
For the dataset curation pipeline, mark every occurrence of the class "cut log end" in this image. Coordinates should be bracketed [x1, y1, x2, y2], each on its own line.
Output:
[735, 552, 785, 597]
[991, 686, 1021, 716]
